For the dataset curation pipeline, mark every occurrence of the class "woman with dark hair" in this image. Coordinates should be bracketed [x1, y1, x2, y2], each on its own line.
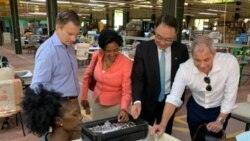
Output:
[81, 29, 132, 122]
[21, 86, 83, 141]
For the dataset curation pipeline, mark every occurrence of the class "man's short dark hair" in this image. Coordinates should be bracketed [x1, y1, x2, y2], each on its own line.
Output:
[56, 10, 81, 27]
[155, 15, 178, 31]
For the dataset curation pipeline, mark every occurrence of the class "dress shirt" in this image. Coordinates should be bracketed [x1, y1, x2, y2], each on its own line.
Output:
[166, 52, 239, 114]
[82, 51, 132, 112]
[31, 33, 79, 97]
[157, 47, 171, 94]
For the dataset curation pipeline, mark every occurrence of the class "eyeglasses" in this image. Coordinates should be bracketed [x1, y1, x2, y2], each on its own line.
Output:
[155, 33, 175, 43]
[204, 77, 212, 91]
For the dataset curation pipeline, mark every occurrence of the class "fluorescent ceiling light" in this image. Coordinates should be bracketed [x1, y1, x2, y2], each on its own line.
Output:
[31, 0, 45, 2]
[207, 9, 226, 13]
[132, 7, 140, 9]
[92, 9, 105, 11]
[132, 4, 152, 8]
[31, 0, 69, 4]
[117, 3, 126, 6]
[58, 1, 70, 4]
[90, 0, 126, 5]
[184, 13, 195, 16]
[28, 12, 47, 15]
[78, 13, 90, 16]
[200, 0, 214, 3]
[139, 1, 151, 4]
[199, 12, 217, 16]
[30, 0, 72, 4]
[244, 19, 250, 23]
[19, 13, 33, 16]
[19, 1, 45, 5]
[71, 2, 104, 7]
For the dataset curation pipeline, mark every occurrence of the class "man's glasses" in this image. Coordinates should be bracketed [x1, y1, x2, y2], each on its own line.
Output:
[155, 33, 174, 44]
[204, 77, 212, 91]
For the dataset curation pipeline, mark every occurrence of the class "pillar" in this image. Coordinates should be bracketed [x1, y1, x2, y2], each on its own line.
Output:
[46, 0, 57, 36]
[9, 0, 22, 54]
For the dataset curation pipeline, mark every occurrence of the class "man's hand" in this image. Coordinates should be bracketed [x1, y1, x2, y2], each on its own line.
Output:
[151, 123, 165, 137]
[118, 110, 129, 122]
[207, 121, 223, 133]
[130, 103, 141, 119]
[80, 100, 91, 115]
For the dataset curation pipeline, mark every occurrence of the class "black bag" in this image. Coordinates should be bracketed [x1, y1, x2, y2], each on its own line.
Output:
[193, 124, 225, 141]
[88, 54, 98, 91]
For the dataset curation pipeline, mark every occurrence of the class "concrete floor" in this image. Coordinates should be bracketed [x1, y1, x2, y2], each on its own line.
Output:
[0, 44, 250, 141]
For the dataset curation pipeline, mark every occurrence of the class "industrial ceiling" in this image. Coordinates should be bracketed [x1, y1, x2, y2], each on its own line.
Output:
[0, 0, 250, 19]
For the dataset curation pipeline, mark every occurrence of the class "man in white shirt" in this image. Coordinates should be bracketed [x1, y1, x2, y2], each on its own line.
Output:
[151, 36, 240, 139]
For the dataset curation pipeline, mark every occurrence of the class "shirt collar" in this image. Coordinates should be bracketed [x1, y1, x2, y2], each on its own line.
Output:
[210, 53, 222, 73]
[157, 46, 171, 54]
[51, 32, 68, 48]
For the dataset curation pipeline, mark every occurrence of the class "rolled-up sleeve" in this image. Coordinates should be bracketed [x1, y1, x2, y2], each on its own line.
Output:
[166, 66, 187, 107]
[220, 57, 239, 114]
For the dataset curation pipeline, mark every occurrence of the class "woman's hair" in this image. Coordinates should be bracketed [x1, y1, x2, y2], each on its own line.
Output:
[21, 86, 63, 136]
[56, 10, 81, 27]
[98, 29, 123, 50]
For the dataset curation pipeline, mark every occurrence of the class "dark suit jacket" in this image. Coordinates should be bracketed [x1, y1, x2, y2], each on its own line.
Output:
[132, 40, 189, 114]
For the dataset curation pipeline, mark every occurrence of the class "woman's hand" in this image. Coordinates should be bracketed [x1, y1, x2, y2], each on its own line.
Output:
[118, 109, 129, 122]
[80, 100, 91, 115]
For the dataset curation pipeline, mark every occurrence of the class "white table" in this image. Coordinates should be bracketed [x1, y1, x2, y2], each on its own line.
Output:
[138, 134, 180, 141]
[15, 70, 33, 86]
[138, 126, 181, 141]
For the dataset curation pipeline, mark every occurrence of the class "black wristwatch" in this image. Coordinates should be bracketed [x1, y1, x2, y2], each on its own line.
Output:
[217, 117, 225, 124]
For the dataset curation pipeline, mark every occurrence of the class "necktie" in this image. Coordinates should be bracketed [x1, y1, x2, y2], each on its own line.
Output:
[159, 49, 165, 102]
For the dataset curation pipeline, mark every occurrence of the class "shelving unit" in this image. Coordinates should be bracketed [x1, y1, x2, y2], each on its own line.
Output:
[216, 21, 246, 43]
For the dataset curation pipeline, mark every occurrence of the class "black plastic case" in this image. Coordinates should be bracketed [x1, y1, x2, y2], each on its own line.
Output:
[82, 116, 148, 141]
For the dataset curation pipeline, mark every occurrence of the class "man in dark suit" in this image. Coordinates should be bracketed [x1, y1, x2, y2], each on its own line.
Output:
[131, 15, 189, 134]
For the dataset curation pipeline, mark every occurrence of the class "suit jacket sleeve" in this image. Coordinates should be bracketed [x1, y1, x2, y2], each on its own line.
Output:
[182, 44, 189, 63]
[131, 44, 145, 102]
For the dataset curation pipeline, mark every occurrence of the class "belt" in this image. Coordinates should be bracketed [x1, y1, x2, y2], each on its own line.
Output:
[62, 96, 78, 100]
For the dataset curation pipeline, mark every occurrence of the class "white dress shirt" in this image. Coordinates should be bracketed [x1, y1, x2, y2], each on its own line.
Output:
[157, 47, 171, 94]
[166, 52, 239, 114]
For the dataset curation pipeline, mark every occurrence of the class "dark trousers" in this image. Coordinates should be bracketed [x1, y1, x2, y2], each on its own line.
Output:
[186, 96, 229, 139]
[140, 95, 175, 134]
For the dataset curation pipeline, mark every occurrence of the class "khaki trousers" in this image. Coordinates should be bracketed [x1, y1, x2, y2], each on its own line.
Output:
[92, 100, 120, 120]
